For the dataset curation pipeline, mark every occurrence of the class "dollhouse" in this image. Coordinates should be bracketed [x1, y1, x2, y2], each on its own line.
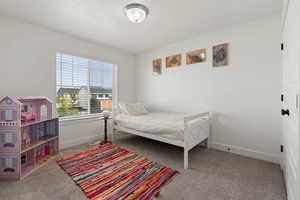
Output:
[0, 96, 59, 180]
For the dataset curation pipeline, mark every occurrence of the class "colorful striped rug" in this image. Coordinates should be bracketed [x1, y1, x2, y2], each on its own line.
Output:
[56, 143, 179, 200]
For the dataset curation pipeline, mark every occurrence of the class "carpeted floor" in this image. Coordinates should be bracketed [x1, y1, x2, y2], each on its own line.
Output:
[0, 133, 285, 200]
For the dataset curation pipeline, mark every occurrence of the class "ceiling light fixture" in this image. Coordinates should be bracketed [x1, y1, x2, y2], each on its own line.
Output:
[124, 3, 149, 23]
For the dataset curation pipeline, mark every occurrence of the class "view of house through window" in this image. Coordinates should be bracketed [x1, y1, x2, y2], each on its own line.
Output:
[56, 53, 113, 118]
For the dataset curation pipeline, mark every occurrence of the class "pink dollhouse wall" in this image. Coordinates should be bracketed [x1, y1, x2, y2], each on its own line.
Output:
[0, 154, 20, 178]
[0, 97, 21, 179]
[0, 96, 57, 180]
[0, 130, 20, 153]
[18, 98, 52, 122]
[0, 100, 20, 123]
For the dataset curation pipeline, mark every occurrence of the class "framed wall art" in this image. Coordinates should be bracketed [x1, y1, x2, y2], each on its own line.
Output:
[213, 43, 229, 67]
[152, 58, 162, 75]
[186, 48, 206, 65]
[166, 54, 181, 68]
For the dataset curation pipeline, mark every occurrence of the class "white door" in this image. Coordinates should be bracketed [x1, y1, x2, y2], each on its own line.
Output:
[281, 0, 300, 199]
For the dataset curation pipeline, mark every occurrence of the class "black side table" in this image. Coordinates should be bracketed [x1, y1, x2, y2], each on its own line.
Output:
[100, 116, 112, 145]
[89, 116, 112, 146]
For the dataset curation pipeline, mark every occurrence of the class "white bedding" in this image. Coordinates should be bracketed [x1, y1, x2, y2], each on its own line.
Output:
[115, 112, 190, 141]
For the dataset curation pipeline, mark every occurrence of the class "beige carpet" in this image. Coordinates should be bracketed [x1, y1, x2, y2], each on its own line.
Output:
[0, 133, 285, 200]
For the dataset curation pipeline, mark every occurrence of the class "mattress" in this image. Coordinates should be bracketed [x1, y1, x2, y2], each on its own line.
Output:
[114, 112, 189, 141]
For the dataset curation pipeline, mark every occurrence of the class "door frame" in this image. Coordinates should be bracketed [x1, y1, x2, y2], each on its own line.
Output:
[280, 0, 289, 172]
[281, 0, 300, 199]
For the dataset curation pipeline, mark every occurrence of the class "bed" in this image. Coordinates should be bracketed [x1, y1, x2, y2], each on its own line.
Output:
[112, 104, 210, 169]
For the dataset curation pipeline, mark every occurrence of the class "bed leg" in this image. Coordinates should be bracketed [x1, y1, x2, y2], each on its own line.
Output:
[184, 148, 189, 170]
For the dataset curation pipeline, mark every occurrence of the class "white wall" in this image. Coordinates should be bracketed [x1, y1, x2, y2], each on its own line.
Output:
[0, 16, 136, 148]
[136, 15, 282, 163]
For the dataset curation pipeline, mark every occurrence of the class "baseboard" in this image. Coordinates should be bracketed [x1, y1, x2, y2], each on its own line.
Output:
[209, 141, 280, 164]
[60, 135, 102, 149]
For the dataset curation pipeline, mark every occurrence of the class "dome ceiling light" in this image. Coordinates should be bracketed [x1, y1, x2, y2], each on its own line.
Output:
[124, 3, 149, 23]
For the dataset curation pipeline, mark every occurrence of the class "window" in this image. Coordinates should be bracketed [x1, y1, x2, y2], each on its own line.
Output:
[22, 105, 28, 113]
[4, 133, 13, 144]
[4, 110, 13, 121]
[4, 158, 13, 168]
[56, 53, 113, 118]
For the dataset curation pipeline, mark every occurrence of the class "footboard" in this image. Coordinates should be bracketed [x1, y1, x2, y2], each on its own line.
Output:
[184, 112, 210, 149]
[183, 112, 210, 169]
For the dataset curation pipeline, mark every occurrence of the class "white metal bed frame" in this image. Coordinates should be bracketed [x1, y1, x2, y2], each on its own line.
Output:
[112, 112, 210, 169]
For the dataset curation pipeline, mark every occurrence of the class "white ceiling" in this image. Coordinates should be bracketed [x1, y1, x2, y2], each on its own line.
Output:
[0, 0, 282, 54]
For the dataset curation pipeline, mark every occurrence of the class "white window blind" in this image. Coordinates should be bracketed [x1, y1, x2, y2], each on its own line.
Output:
[56, 53, 88, 89]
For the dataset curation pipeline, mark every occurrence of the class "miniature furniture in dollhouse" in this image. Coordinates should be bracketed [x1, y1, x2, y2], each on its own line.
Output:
[0, 96, 59, 180]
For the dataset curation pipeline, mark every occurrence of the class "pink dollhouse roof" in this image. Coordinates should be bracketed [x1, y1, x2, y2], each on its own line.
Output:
[0, 96, 22, 105]
[0, 96, 53, 105]
[16, 96, 53, 103]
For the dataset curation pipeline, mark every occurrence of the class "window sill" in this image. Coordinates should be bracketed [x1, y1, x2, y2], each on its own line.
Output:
[59, 114, 104, 125]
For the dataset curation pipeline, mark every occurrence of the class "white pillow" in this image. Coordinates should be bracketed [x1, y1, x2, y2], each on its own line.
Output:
[119, 103, 149, 116]
[126, 103, 149, 116]
[119, 103, 129, 114]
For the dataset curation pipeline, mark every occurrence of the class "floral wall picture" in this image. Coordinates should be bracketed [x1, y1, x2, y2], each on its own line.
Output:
[152, 58, 162, 75]
[186, 49, 206, 65]
[166, 54, 181, 68]
[213, 43, 229, 67]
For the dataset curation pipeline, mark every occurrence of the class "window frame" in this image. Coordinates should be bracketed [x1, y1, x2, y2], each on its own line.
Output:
[56, 53, 115, 121]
